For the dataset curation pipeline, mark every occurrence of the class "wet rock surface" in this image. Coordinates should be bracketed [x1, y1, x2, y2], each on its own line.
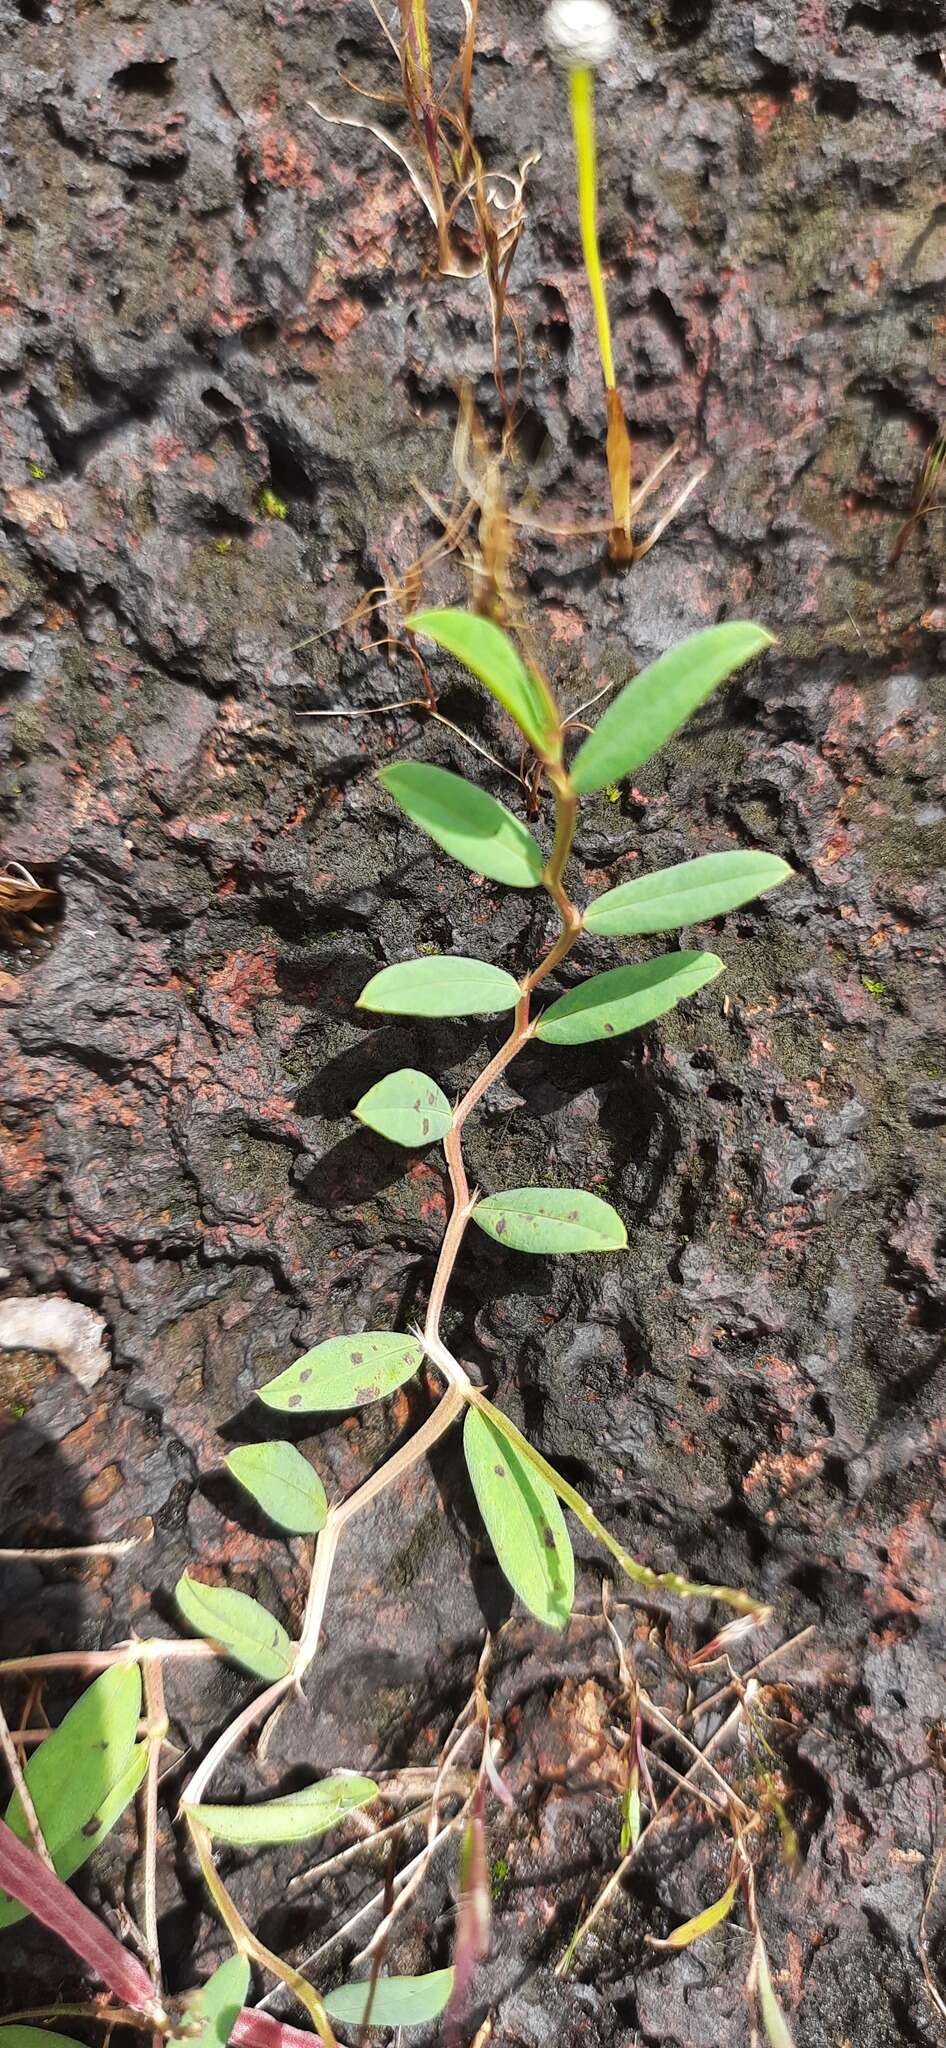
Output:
[1, 0, 945, 2039]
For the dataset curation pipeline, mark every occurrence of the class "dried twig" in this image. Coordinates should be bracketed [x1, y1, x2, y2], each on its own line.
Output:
[0, 1695, 54, 1870]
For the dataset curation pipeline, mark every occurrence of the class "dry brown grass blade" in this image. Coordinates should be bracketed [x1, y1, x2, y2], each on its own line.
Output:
[605, 386, 633, 560]
[920, 1830, 946, 2026]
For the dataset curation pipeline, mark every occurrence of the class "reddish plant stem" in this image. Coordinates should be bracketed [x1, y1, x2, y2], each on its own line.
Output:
[425, 763, 581, 1348]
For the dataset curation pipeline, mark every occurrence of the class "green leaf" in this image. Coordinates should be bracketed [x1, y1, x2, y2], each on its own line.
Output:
[752, 1932, 796, 2048]
[473, 1186, 627, 1254]
[405, 607, 558, 757]
[474, 1389, 763, 1617]
[464, 1407, 574, 1629]
[536, 953, 723, 1046]
[323, 1968, 455, 2028]
[354, 1067, 453, 1148]
[379, 762, 543, 888]
[0, 1665, 142, 1928]
[175, 1576, 293, 1681]
[225, 1441, 328, 1535]
[175, 1956, 251, 2048]
[44, 1742, 148, 1904]
[0, 2033, 92, 2048]
[570, 623, 775, 794]
[259, 1331, 423, 1413]
[584, 851, 793, 936]
[648, 1876, 739, 1950]
[357, 955, 520, 1018]
[620, 1768, 641, 1855]
[188, 1775, 377, 1846]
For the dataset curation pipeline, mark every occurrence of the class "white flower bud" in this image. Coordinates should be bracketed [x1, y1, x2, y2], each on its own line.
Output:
[543, 0, 619, 70]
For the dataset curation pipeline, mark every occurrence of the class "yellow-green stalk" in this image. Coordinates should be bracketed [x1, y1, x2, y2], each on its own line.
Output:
[544, 0, 634, 559]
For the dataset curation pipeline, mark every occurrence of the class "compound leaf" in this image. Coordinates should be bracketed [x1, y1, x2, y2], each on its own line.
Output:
[354, 1067, 453, 1148]
[357, 955, 520, 1019]
[225, 1441, 328, 1536]
[175, 1576, 292, 1681]
[188, 1775, 377, 1847]
[175, 1956, 250, 2048]
[570, 623, 774, 794]
[464, 1406, 574, 1629]
[648, 1876, 739, 1951]
[379, 762, 543, 888]
[0, 1665, 142, 1929]
[536, 953, 723, 1046]
[259, 1332, 422, 1413]
[473, 1186, 626, 1255]
[323, 1968, 456, 2028]
[584, 851, 793, 936]
[406, 608, 558, 757]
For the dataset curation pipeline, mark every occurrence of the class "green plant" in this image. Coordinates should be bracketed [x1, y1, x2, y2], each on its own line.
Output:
[173, 606, 789, 1974]
[0, 608, 795, 2042]
[0, 598, 798, 2039]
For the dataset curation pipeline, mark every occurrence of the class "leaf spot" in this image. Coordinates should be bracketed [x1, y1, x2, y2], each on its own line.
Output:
[494, 1463, 506, 1478]
[288, 1394, 301, 1409]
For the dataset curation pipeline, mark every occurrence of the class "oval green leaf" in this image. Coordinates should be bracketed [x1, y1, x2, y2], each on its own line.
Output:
[354, 1067, 453, 1148]
[405, 608, 558, 757]
[536, 952, 724, 1046]
[648, 1876, 739, 1951]
[175, 1956, 251, 2048]
[323, 1968, 456, 2028]
[175, 1575, 292, 1681]
[570, 623, 775, 794]
[379, 761, 543, 888]
[225, 1441, 328, 1535]
[584, 851, 793, 936]
[464, 1406, 574, 1629]
[0, 1751, 146, 1929]
[188, 1775, 377, 1846]
[0, 2033, 92, 2048]
[357, 955, 520, 1018]
[0, 1664, 142, 1928]
[473, 1186, 627, 1255]
[259, 1331, 423, 1413]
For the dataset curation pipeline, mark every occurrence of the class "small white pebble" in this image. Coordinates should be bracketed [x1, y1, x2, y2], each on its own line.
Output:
[543, 0, 619, 70]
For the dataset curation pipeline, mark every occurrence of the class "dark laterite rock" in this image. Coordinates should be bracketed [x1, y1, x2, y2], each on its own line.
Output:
[1, 0, 945, 2039]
